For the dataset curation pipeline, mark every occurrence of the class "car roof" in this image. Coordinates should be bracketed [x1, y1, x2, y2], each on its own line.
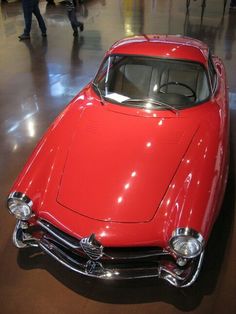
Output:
[108, 35, 209, 66]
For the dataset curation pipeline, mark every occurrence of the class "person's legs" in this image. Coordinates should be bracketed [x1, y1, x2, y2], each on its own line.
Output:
[32, 0, 47, 34]
[68, 10, 79, 35]
[67, 1, 84, 36]
[22, 0, 33, 36]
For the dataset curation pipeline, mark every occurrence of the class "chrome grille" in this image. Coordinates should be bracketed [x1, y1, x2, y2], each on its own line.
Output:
[37, 219, 169, 261]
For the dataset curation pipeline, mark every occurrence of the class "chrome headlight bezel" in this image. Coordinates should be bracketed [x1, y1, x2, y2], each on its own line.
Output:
[7, 192, 33, 221]
[169, 228, 204, 259]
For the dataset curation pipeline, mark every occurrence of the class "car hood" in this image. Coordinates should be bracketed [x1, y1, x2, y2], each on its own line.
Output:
[57, 105, 198, 223]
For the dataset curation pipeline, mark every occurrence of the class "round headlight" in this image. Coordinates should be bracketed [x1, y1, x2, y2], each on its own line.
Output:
[169, 228, 204, 258]
[7, 192, 33, 220]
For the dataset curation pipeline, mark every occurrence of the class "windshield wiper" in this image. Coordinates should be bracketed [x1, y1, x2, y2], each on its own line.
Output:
[122, 98, 179, 115]
[92, 82, 105, 106]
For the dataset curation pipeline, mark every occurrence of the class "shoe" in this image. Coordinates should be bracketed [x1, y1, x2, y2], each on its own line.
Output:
[79, 22, 84, 32]
[73, 30, 79, 37]
[18, 34, 30, 40]
[42, 33, 47, 37]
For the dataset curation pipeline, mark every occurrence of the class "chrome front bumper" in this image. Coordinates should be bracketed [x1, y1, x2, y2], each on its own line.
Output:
[13, 219, 204, 288]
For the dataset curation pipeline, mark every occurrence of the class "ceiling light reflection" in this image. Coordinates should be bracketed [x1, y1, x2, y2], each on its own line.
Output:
[145, 103, 152, 109]
[13, 144, 18, 152]
[124, 183, 130, 190]
[117, 196, 123, 204]
[131, 171, 136, 177]
[50, 81, 65, 97]
[27, 120, 36, 138]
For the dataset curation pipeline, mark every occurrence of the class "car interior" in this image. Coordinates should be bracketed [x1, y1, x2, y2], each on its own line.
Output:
[101, 56, 210, 108]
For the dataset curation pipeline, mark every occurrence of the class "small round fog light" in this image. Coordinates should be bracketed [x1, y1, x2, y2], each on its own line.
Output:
[176, 257, 187, 267]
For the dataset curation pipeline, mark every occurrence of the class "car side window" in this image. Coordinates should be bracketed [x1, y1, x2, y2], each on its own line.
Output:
[208, 53, 217, 92]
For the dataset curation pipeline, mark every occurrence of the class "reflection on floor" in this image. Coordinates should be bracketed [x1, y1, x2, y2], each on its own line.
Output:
[0, 1, 236, 313]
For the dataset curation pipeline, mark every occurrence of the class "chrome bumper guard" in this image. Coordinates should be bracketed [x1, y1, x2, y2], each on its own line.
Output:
[13, 219, 204, 288]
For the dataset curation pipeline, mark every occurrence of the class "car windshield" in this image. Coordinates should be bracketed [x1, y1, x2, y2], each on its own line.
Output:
[93, 55, 210, 110]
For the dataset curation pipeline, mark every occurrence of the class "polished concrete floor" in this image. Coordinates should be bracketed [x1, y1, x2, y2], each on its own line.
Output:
[0, 0, 236, 313]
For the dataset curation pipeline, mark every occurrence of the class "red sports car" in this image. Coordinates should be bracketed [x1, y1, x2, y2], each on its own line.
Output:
[7, 35, 229, 287]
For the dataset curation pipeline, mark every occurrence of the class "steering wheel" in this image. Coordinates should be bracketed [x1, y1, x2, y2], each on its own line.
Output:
[159, 81, 196, 101]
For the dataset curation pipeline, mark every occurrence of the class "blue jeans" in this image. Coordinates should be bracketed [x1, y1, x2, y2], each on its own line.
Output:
[22, 0, 47, 35]
[66, 0, 82, 32]
[68, 9, 81, 32]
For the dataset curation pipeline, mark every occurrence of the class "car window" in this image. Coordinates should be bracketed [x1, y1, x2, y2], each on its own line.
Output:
[93, 55, 210, 109]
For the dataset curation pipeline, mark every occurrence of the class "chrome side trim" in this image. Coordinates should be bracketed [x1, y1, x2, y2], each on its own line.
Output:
[13, 220, 38, 248]
[180, 251, 204, 288]
[13, 220, 28, 248]
[159, 251, 204, 287]
[37, 220, 81, 250]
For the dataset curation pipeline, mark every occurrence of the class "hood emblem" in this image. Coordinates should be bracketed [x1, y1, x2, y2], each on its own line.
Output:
[80, 234, 103, 260]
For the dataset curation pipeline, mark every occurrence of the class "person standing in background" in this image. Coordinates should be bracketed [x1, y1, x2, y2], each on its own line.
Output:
[66, 0, 84, 37]
[18, 0, 47, 40]
[230, 0, 236, 9]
